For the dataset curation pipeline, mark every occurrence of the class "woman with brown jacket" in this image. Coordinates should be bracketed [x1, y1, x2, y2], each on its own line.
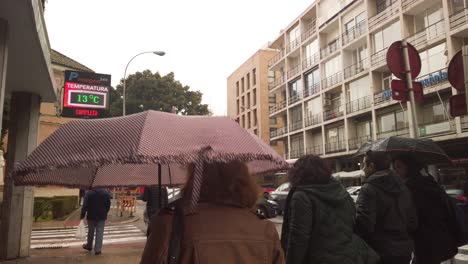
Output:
[140, 161, 285, 264]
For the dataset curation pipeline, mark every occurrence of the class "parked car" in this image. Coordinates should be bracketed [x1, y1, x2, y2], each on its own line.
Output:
[269, 182, 291, 215]
[255, 198, 279, 219]
[346, 186, 361, 202]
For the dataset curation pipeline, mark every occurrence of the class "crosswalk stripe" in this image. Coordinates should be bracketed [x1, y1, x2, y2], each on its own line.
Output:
[31, 233, 146, 244]
[31, 236, 147, 249]
[31, 224, 137, 233]
[31, 230, 143, 239]
[31, 227, 141, 236]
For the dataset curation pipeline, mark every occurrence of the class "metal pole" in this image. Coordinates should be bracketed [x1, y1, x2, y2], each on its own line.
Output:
[402, 39, 419, 139]
[158, 163, 162, 209]
[463, 46, 468, 114]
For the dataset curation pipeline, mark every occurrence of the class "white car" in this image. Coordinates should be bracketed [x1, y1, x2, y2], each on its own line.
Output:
[346, 186, 361, 202]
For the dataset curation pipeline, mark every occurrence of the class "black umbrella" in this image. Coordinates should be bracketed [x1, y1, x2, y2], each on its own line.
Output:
[355, 136, 451, 165]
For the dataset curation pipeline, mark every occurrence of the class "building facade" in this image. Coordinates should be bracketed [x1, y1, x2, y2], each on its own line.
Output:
[266, 0, 468, 178]
[227, 49, 285, 156]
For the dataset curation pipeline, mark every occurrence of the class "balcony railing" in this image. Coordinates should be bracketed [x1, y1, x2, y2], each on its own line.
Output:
[346, 95, 372, 114]
[303, 83, 320, 98]
[269, 100, 287, 114]
[268, 75, 285, 90]
[289, 120, 303, 132]
[369, 1, 400, 31]
[288, 94, 302, 105]
[462, 116, 468, 131]
[306, 145, 323, 155]
[344, 57, 369, 79]
[450, 8, 468, 30]
[407, 19, 445, 50]
[374, 89, 393, 105]
[349, 135, 372, 150]
[371, 49, 387, 66]
[290, 148, 305, 159]
[321, 72, 343, 90]
[301, 20, 317, 42]
[286, 38, 301, 54]
[270, 127, 288, 138]
[302, 53, 320, 70]
[377, 127, 409, 139]
[323, 107, 344, 121]
[402, 0, 420, 10]
[419, 120, 455, 137]
[305, 113, 322, 127]
[325, 140, 347, 153]
[287, 64, 301, 79]
[342, 20, 367, 46]
[268, 49, 285, 67]
[320, 38, 340, 59]
[415, 68, 448, 90]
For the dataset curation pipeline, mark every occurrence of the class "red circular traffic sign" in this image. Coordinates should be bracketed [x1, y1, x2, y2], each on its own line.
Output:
[386, 41, 421, 80]
[448, 50, 464, 91]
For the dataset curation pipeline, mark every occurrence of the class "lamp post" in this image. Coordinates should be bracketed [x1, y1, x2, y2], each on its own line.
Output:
[123, 51, 165, 116]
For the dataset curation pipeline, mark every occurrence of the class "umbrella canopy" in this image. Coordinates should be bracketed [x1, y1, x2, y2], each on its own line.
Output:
[354, 136, 451, 165]
[12, 111, 288, 191]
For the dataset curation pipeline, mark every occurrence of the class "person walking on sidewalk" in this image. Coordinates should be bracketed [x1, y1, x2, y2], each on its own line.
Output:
[356, 151, 418, 264]
[80, 188, 111, 255]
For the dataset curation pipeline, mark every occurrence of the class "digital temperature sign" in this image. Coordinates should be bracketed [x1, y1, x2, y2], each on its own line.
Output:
[62, 70, 111, 119]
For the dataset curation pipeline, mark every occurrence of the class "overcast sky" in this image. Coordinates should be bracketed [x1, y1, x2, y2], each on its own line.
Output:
[45, 0, 314, 115]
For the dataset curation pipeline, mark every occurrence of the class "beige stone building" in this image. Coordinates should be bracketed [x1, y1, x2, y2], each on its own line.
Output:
[227, 49, 285, 157]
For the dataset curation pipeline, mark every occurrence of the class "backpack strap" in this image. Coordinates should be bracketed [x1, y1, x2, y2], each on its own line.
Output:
[167, 200, 184, 264]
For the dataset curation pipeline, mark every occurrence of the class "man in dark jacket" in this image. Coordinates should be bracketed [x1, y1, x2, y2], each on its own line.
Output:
[356, 151, 417, 264]
[393, 156, 458, 264]
[80, 188, 111, 255]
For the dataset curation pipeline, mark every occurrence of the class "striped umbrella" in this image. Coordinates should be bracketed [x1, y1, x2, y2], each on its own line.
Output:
[12, 110, 288, 210]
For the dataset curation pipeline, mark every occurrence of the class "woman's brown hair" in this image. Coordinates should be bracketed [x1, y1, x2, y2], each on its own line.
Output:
[288, 154, 332, 186]
[183, 161, 259, 209]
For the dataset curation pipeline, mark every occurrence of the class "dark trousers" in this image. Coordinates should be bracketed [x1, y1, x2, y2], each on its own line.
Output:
[85, 220, 105, 253]
[380, 256, 412, 264]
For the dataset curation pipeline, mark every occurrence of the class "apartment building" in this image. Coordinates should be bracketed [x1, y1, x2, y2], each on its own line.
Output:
[227, 49, 285, 156]
[267, 0, 468, 176]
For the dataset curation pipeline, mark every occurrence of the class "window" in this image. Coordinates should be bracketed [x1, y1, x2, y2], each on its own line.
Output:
[451, 0, 468, 14]
[241, 78, 245, 93]
[373, 21, 401, 52]
[247, 73, 250, 90]
[269, 95, 276, 104]
[353, 46, 368, 65]
[248, 113, 251, 128]
[348, 76, 370, 102]
[241, 96, 245, 111]
[421, 101, 448, 124]
[289, 26, 301, 46]
[305, 39, 319, 59]
[253, 89, 257, 106]
[268, 70, 275, 83]
[327, 126, 345, 142]
[324, 56, 342, 77]
[419, 43, 447, 76]
[356, 121, 372, 137]
[289, 79, 303, 100]
[291, 134, 304, 154]
[242, 115, 245, 128]
[382, 72, 393, 91]
[252, 68, 256, 85]
[270, 118, 277, 125]
[376, 0, 396, 14]
[253, 109, 258, 126]
[290, 106, 303, 124]
[236, 100, 240, 115]
[378, 110, 407, 132]
[247, 92, 251, 109]
[305, 97, 322, 116]
[331, 93, 343, 111]
[236, 82, 239, 96]
[305, 69, 320, 94]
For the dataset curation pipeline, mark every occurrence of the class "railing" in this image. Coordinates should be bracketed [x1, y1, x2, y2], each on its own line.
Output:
[321, 72, 343, 89]
[407, 19, 445, 50]
[344, 57, 369, 79]
[290, 148, 305, 159]
[268, 75, 285, 90]
[346, 95, 372, 114]
[288, 94, 302, 105]
[377, 127, 409, 139]
[368, 1, 400, 31]
[320, 38, 340, 59]
[374, 89, 393, 105]
[269, 100, 287, 114]
[286, 38, 301, 54]
[450, 8, 468, 30]
[302, 53, 320, 70]
[302, 20, 317, 42]
[462, 116, 468, 131]
[289, 120, 303, 132]
[402, 0, 420, 10]
[418, 120, 455, 137]
[349, 135, 372, 150]
[305, 113, 322, 127]
[342, 20, 367, 46]
[323, 107, 344, 121]
[415, 68, 448, 89]
[306, 145, 323, 155]
[268, 49, 285, 67]
[371, 49, 387, 66]
[325, 140, 347, 153]
[287, 64, 301, 79]
[303, 83, 320, 98]
[270, 127, 288, 138]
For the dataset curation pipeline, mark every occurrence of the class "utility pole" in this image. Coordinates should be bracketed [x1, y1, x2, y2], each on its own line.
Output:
[402, 39, 419, 139]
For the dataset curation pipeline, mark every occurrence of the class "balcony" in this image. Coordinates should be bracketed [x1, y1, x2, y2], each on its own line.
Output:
[342, 20, 367, 46]
[301, 20, 317, 42]
[344, 57, 369, 79]
[286, 38, 301, 54]
[320, 38, 340, 59]
[303, 83, 320, 98]
[287, 64, 301, 79]
[462, 116, 468, 131]
[374, 89, 393, 105]
[346, 95, 372, 114]
[407, 19, 445, 50]
[371, 49, 386, 67]
[306, 145, 323, 155]
[323, 107, 344, 121]
[288, 94, 302, 105]
[290, 147, 305, 159]
[401, 0, 420, 10]
[270, 127, 288, 138]
[349, 135, 372, 150]
[368, 1, 400, 31]
[269, 100, 287, 114]
[325, 140, 347, 153]
[305, 113, 322, 127]
[268, 49, 285, 67]
[289, 120, 304, 132]
[321, 72, 343, 90]
[450, 8, 468, 31]
[268, 75, 285, 90]
[377, 127, 410, 139]
[302, 53, 320, 70]
[419, 120, 455, 137]
[416, 68, 448, 90]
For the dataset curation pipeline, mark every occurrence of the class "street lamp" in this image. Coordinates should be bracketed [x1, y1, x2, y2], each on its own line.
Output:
[123, 51, 165, 116]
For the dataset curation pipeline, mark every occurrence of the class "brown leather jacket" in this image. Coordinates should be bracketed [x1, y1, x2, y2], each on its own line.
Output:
[141, 203, 285, 264]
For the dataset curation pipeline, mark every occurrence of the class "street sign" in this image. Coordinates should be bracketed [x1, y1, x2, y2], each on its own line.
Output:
[413, 82, 424, 103]
[62, 70, 111, 119]
[387, 41, 421, 80]
[391, 80, 424, 103]
[448, 50, 464, 91]
[449, 93, 468, 117]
